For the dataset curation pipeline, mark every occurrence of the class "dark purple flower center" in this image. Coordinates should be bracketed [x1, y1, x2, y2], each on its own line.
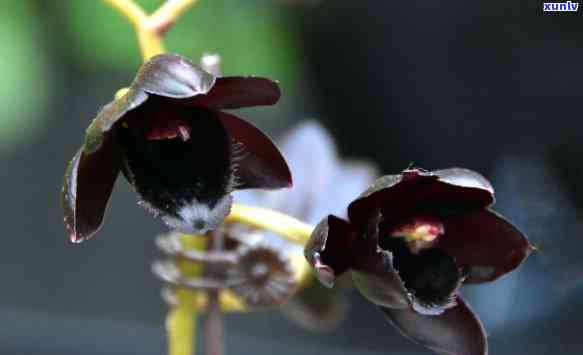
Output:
[380, 217, 462, 311]
[117, 101, 232, 217]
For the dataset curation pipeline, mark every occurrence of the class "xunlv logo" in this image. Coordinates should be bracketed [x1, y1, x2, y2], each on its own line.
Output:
[543, 1, 580, 11]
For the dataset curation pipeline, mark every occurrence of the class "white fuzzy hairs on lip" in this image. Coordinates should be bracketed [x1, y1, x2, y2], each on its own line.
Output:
[161, 194, 232, 234]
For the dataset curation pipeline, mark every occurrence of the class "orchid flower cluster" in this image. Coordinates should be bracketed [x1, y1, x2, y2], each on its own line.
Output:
[60, 1, 533, 355]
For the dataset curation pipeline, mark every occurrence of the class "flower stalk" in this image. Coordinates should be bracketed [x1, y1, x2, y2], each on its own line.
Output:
[227, 204, 313, 245]
[167, 234, 208, 355]
[102, 0, 199, 60]
[149, 0, 200, 35]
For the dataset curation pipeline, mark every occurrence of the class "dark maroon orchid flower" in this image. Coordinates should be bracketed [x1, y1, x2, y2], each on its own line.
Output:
[61, 53, 291, 243]
[305, 167, 533, 355]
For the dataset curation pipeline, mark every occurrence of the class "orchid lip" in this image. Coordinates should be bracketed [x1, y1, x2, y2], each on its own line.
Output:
[380, 224, 462, 314]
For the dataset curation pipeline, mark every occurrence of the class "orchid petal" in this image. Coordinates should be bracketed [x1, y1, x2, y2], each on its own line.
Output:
[381, 296, 487, 355]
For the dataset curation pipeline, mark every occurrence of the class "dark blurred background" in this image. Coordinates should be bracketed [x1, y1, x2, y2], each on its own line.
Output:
[1, 0, 583, 354]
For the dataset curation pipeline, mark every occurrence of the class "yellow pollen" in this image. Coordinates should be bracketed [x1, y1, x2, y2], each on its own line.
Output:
[393, 224, 440, 243]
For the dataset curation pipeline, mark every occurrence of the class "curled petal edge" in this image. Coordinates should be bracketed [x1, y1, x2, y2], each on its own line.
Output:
[135, 53, 216, 99]
[62, 136, 121, 243]
[381, 296, 488, 355]
[304, 216, 357, 288]
[217, 111, 292, 190]
[185, 76, 281, 109]
[348, 168, 495, 227]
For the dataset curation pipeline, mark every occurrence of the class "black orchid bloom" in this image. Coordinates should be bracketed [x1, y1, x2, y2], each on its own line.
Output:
[62, 53, 291, 243]
[305, 168, 533, 355]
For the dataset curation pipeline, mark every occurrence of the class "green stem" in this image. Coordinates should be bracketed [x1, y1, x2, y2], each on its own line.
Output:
[102, 0, 198, 61]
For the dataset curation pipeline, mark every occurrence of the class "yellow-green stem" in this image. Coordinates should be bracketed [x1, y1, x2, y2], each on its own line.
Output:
[227, 204, 314, 245]
[137, 26, 166, 60]
[166, 234, 208, 355]
[102, 0, 198, 61]
[150, 0, 200, 35]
